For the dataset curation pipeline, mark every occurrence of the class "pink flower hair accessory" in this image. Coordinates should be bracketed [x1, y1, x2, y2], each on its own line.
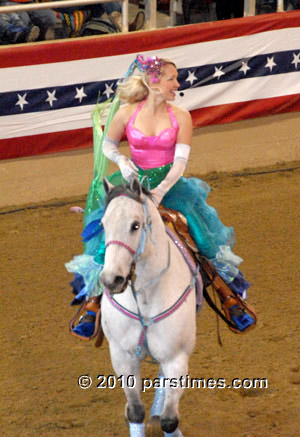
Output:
[136, 55, 165, 83]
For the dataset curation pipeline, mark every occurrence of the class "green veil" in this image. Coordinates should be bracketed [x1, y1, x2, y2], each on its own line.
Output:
[84, 95, 120, 220]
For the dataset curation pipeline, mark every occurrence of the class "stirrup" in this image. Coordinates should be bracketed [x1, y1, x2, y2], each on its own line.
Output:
[222, 295, 257, 333]
[198, 256, 257, 334]
[69, 297, 104, 347]
[159, 205, 257, 333]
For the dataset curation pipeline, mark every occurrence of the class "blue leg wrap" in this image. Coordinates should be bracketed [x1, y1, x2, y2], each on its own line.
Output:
[150, 374, 165, 418]
[129, 422, 145, 437]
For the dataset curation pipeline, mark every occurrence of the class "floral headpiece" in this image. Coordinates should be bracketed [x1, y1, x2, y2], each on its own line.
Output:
[125, 54, 165, 83]
[137, 55, 165, 82]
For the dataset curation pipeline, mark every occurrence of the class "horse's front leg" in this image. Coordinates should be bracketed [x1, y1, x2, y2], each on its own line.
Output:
[109, 341, 145, 436]
[159, 354, 189, 436]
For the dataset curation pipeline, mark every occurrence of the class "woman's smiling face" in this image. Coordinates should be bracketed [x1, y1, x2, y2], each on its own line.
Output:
[150, 63, 180, 100]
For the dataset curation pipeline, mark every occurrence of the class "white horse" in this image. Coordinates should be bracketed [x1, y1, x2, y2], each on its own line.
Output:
[100, 179, 202, 437]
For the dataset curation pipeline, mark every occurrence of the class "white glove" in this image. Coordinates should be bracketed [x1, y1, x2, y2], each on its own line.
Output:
[102, 135, 138, 182]
[150, 143, 191, 206]
[150, 159, 186, 206]
[118, 157, 139, 182]
[150, 186, 165, 207]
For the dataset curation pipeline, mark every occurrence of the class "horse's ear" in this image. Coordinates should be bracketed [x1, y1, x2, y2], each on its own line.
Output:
[103, 177, 114, 194]
[130, 178, 142, 197]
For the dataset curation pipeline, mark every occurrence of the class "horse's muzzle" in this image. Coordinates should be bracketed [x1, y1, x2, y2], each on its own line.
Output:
[100, 272, 127, 294]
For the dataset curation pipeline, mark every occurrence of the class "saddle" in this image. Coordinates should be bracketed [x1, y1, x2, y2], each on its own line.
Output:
[69, 206, 256, 346]
[159, 206, 257, 334]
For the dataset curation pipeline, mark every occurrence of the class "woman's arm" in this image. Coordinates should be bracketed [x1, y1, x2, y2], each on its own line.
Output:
[106, 106, 129, 141]
[176, 108, 193, 145]
[151, 108, 193, 205]
[102, 106, 139, 181]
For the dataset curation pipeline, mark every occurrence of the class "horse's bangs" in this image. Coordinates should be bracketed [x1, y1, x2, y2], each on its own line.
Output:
[105, 182, 151, 210]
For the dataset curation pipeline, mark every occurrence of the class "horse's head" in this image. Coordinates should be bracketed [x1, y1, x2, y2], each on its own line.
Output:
[100, 178, 154, 294]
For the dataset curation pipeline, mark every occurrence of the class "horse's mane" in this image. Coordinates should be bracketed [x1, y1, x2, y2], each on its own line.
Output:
[105, 183, 152, 209]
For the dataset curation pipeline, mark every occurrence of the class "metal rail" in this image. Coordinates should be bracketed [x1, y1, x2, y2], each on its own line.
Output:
[0, 0, 158, 32]
[169, 0, 288, 25]
[0, 0, 129, 31]
[0, 0, 290, 33]
[244, 0, 285, 16]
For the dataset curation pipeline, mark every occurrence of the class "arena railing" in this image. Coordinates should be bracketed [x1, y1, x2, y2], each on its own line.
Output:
[168, 0, 286, 26]
[0, 0, 287, 33]
[243, 0, 284, 16]
[0, 0, 158, 32]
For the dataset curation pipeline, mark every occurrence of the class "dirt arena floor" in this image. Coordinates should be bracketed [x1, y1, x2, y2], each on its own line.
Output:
[1, 155, 300, 436]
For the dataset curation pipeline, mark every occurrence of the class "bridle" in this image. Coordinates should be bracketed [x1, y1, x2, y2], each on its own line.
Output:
[105, 195, 157, 294]
[103, 193, 199, 361]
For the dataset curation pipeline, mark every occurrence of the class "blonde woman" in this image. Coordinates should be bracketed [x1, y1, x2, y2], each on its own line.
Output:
[66, 55, 254, 338]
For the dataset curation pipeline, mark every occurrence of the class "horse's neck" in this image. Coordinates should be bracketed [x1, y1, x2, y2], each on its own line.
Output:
[135, 203, 169, 285]
[133, 203, 191, 310]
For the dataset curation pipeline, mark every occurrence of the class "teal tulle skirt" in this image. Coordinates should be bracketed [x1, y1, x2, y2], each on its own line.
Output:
[66, 164, 249, 300]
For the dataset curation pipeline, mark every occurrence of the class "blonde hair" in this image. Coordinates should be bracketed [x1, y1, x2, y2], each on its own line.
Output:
[117, 75, 148, 104]
[116, 58, 177, 104]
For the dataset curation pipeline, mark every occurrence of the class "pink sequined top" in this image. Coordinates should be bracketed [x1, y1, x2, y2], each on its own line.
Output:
[126, 100, 179, 170]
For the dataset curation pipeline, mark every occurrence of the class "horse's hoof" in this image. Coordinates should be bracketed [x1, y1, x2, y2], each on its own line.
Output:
[163, 429, 184, 437]
[149, 415, 160, 424]
[146, 417, 164, 436]
[160, 416, 179, 434]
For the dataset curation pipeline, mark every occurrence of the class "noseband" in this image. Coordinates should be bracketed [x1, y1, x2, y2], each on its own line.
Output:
[106, 240, 136, 257]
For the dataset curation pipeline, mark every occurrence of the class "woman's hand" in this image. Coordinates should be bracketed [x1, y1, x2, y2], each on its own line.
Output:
[150, 187, 165, 207]
[118, 157, 139, 182]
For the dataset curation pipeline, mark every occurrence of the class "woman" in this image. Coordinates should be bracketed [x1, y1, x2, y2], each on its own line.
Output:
[66, 55, 254, 338]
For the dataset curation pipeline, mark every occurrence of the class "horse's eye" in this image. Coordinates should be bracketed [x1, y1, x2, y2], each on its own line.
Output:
[130, 221, 140, 232]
